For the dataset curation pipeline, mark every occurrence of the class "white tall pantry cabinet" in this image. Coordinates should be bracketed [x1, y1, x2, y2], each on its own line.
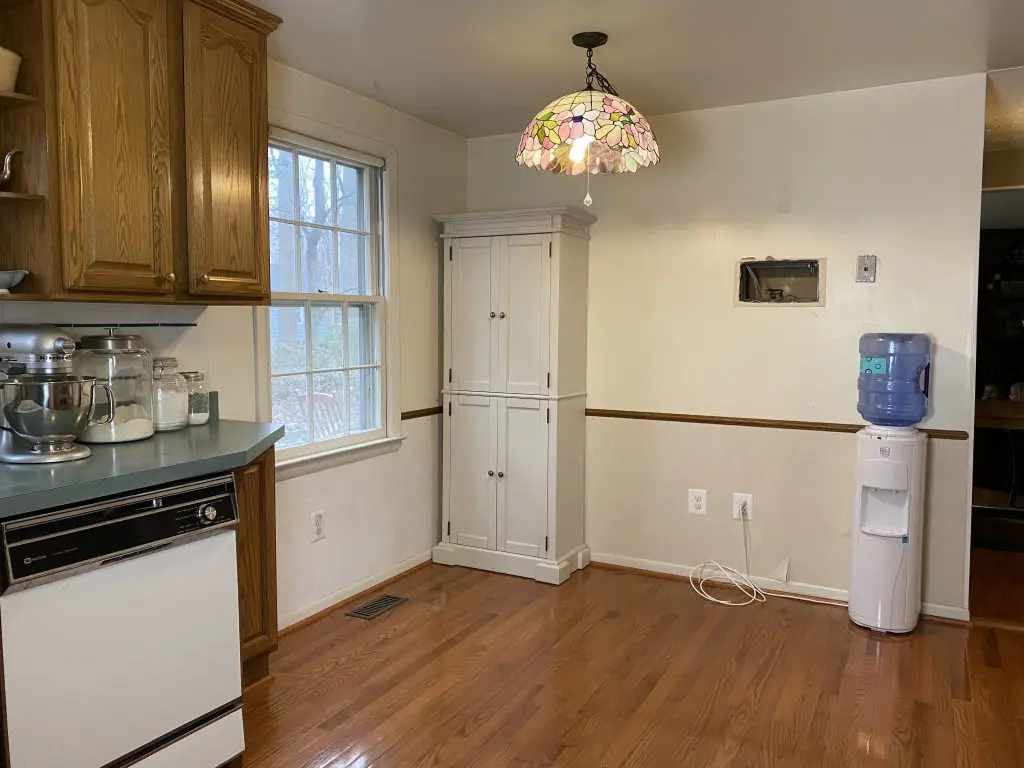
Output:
[432, 209, 594, 585]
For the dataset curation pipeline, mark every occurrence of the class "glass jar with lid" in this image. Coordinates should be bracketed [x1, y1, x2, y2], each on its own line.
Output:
[181, 372, 210, 426]
[73, 332, 154, 443]
[153, 357, 189, 431]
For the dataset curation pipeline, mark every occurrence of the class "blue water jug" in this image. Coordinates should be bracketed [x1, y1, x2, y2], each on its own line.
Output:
[857, 333, 930, 427]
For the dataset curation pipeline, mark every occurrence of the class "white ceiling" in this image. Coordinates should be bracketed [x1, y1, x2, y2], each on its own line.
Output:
[987, 68, 1024, 151]
[260, 0, 1024, 138]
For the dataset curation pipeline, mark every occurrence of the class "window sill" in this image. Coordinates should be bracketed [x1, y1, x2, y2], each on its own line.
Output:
[275, 435, 406, 481]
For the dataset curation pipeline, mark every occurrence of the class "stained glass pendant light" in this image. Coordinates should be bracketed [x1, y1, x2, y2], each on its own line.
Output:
[516, 32, 659, 205]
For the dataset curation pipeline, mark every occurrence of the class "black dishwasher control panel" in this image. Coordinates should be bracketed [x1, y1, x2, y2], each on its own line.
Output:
[2, 475, 237, 588]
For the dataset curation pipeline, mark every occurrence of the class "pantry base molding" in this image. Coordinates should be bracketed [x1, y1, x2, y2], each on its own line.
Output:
[432, 542, 591, 585]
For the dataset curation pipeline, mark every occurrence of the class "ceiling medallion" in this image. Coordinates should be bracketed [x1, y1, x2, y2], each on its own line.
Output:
[516, 31, 660, 206]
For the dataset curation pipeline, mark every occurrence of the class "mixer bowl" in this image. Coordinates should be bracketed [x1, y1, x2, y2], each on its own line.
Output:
[1, 374, 114, 453]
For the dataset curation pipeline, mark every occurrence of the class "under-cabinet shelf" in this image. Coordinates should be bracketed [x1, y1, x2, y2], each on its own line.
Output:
[0, 91, 37, 109]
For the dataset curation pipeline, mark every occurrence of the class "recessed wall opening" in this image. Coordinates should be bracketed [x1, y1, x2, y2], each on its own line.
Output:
[736, 259, 823, 304]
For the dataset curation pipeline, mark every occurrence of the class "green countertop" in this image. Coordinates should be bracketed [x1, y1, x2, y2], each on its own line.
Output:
[0, 420, 284, 519]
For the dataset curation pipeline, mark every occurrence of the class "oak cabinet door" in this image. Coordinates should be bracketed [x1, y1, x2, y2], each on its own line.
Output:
[55, 0, 176, 293]
[234, 447, 277, 661]
[183, 1, 270, 298]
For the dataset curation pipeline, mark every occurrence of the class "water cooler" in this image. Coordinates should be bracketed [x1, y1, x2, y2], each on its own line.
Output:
[849, 333, 930, 633]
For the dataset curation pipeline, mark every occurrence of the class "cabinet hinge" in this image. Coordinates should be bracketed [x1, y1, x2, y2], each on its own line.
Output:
[447, 521, 451, 536]
[448, 368, 452, 383]
[546, 372, 551, 388]
[448, 402, 452, 416]
[548, 242, 552, 258]
[545, 535, 549, 552]
[449, 245, 453, 261]
[546, 408, 550, 424]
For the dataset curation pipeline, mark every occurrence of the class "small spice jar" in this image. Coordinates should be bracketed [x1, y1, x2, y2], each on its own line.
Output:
[152, 357, 189, 431]
[182, 371, 210, 426]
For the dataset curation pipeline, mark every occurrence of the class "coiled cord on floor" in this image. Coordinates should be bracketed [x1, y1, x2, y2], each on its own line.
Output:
[689, 507, 767, 607]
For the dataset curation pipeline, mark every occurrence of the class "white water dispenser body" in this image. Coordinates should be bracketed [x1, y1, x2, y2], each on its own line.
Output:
[848, 426, 928, 633]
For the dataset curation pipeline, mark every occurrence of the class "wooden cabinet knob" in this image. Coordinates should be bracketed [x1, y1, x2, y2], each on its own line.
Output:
[164, 272, 176, 283]
[201, 274, 211, 284]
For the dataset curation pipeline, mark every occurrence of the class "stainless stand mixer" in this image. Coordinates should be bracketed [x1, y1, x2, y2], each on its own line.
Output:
[0, 324, 114, 464]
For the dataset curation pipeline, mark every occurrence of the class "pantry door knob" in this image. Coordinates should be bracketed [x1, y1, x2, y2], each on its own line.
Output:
[488, 470, 494, 477]
[489, 312, 496, 318]
[499, 312, 506, 318]
[497, 471, 504, 478]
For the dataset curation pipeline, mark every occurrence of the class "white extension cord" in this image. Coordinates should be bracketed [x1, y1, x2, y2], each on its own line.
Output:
[689, 501, 767, 607]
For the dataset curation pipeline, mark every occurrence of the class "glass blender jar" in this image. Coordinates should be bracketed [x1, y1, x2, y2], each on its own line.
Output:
[73, 332, 154, 443]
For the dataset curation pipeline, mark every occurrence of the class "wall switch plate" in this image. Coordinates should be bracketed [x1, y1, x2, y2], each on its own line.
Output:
[311, 510, 325, 543]
[688, 489, 708, 515]
[733, 493, 754, 521]
[856, 254, 877, 283]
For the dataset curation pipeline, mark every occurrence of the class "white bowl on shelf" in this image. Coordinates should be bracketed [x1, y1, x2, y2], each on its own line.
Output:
[0, 47, 22, 93]
[0, 270, 28, 294]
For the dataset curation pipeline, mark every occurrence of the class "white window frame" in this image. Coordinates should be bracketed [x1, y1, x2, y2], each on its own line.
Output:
[255, 123, 402, 470]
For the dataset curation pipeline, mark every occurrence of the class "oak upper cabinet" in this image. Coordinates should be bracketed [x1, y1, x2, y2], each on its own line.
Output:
[435, 209, 594, 586]
[183, 0, 274, 298]
[54, 0, 177, 294]
[234, 447, 277, 684]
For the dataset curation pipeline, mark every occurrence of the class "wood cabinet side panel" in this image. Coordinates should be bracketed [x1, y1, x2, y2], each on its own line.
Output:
[235, 447, 277, 661]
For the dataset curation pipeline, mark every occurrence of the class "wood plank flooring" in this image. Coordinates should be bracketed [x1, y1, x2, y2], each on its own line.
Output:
[242, 564, 1024, 767]
[970, 547, 1024, 628]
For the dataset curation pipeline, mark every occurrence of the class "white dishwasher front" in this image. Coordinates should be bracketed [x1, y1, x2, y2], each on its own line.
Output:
[0, 475, 244, 768]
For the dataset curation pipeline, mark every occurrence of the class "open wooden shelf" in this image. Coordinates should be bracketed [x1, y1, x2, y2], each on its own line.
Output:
[0, 91, 36, 109]
[0, 191, 43, 201]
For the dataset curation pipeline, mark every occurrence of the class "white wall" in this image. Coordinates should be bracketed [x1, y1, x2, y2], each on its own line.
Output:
[468, 75, 986, 613]
[1, 60, 467, 628]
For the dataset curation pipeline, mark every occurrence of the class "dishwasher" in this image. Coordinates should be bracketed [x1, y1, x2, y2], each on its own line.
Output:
[0, 474, 244, 768]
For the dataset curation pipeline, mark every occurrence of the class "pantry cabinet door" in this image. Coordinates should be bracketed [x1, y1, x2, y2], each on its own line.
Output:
[499, 235, 551, 395]
[496, 398, 549, 558]
[447, 395, 497, 550]
[55, 0, 177, 294]
[183, 0, 270, 298]
[448, 237, 500, 392]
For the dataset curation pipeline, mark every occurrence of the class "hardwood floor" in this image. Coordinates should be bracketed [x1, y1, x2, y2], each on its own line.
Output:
[970, 546, 1024, 628]
[242, 564, 1024, 767]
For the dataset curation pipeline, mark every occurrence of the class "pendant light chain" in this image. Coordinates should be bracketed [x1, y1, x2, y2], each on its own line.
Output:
[584, 47, 620, 96]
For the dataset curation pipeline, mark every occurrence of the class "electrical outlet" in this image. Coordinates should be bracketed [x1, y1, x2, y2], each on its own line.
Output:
[311, 510, 325, 543]
[732, 493, 754, 521]
[688, 489, 708, 515]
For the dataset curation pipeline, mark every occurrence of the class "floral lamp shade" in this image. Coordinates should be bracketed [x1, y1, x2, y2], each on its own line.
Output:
[516, 89, 660, 176]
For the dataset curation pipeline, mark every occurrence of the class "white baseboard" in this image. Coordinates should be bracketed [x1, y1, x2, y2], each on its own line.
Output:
[278, 550, 433, 630]
[432, 542, 590, 585]
[590, 552, 970, 622]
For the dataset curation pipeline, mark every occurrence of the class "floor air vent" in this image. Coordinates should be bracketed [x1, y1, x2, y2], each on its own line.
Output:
[346, 594, 408, 620]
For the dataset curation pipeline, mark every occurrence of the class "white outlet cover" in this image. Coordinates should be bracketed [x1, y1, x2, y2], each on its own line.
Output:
[311, 510, 325, 543]
[732, 493, 754, 521]
[688, 489, 708, 515]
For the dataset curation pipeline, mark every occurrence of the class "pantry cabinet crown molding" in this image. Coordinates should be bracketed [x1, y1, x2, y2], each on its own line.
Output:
[188, 0, 281, 34]
[434, 207, 596, 240]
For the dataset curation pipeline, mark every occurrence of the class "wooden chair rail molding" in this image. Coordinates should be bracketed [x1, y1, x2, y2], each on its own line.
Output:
[401, 406, 443, 421]
[585, 408, 969, 441]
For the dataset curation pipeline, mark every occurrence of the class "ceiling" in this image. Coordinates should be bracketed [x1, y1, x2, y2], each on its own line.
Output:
[987, 68, 1024, 151]
[260, 0, 1024, 138]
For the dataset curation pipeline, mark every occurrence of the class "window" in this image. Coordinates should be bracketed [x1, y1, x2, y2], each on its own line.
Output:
[265, 133, 389, 457]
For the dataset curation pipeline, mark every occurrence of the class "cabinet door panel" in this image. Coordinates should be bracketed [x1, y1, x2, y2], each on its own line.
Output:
[234, 447, 277, 661]
[184, 1, 269, 297]
[55, 0, 175, 293]
[448, 395, 497, 549]
[500, 235, 551, 395]
[497, 398, 549, 558]
[449, 238, 499, 392]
